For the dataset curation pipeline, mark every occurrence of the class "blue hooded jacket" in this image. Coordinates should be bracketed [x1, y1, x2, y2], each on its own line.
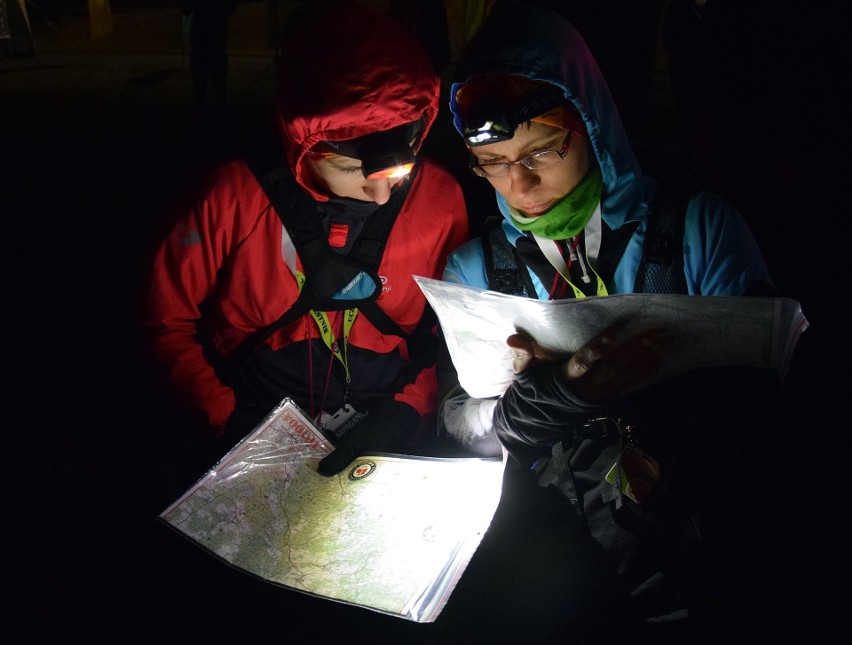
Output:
[444, 1, 772, 297]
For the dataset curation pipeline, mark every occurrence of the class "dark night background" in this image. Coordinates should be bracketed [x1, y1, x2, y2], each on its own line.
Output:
[3, 1, 847, 641]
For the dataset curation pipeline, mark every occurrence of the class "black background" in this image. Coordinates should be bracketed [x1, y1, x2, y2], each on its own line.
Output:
[4, 1, 847, 641]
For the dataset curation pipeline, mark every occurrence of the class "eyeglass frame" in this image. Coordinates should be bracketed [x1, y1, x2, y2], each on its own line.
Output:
[468, 132, 574, 178]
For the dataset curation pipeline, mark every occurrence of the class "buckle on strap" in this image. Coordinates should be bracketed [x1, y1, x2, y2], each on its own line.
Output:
[576, 417, 614, 439]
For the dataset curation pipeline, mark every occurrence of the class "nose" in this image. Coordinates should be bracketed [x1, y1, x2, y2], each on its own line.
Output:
[363, 178, 393, 205]
[507, 163, 540, 198]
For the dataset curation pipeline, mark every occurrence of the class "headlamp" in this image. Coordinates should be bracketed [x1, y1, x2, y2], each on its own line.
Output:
[321, 118, 423, 180]
[456, 80, 565, 147]
[465, 119, 514, 146]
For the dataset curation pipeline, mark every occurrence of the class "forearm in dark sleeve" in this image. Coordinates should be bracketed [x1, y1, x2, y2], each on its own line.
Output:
[493, 361, 608, 468]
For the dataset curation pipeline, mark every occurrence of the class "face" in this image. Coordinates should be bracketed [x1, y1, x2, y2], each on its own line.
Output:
[470, 121, 592, 216]
[303, 153, 405, 205]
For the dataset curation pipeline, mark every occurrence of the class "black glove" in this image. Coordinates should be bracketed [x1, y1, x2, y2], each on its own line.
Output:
[317, 400, 419, 476]
[494, 362, 608, 469]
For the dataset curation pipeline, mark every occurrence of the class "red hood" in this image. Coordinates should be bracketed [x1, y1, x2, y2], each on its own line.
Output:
[275, 3, 440, 201]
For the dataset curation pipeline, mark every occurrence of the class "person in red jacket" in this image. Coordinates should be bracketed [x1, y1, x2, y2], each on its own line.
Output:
[143, 1, 469, 475]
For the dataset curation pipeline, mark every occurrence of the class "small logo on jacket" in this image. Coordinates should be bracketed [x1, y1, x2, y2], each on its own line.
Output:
[177, 223, 201, 245]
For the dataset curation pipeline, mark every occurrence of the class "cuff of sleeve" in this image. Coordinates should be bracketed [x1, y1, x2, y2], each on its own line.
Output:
[205, 389, 237, 433]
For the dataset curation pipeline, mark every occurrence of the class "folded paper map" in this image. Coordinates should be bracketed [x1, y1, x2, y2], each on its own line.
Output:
[415, 276, 809, 399]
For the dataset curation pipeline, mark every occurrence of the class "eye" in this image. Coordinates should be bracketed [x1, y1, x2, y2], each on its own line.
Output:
[339, 166, 363, 175]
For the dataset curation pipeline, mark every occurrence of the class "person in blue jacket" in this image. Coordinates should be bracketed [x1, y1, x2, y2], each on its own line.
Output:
[438, 0, 774, 455]
[433, 1, 784, 637]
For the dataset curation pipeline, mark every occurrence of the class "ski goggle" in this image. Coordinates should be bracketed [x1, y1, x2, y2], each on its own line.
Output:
[453, 77, 570, 146]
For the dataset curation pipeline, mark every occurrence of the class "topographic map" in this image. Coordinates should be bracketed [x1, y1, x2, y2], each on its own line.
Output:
[160, 399, 504, 623]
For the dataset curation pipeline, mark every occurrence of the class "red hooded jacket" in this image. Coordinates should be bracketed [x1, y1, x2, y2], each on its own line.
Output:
[143, 3, 469, 435]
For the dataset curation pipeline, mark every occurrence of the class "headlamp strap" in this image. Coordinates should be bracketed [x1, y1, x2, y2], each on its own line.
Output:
[504, 89, 565, 132]
[463, 87, 566, 145]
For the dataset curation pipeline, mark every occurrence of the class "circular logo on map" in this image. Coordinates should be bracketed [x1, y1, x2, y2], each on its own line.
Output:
[348, 461, 377, 481]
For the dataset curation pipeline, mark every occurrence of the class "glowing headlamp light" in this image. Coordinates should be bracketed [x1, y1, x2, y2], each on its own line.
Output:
[463, 118, 514, 146]
[365, 163, 415, 180]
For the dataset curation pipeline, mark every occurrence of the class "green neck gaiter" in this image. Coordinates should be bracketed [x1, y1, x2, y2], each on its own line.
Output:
[511, 166, 603, 239]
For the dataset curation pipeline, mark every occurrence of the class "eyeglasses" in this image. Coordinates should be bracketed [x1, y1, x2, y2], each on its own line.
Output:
[469, 133, 573, 178]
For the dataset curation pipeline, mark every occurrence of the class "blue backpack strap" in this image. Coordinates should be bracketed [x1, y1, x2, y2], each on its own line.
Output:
[634, 180, 695, 294]
[482, 217, 536, 297]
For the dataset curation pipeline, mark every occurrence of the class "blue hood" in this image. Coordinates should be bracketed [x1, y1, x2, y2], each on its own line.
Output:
[449, 1, 648, 231]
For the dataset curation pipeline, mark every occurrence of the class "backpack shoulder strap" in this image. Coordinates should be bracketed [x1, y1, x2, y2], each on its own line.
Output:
[482, 216, 536, 297]
[231, 154, 412, 357]
[266, 163, 415, 270]
[634, 180, 695, 294]
[228, 290, 313, 361]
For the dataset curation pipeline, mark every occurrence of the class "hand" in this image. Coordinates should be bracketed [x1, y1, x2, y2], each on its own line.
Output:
[563, 325, 672, 403]
[507, 323, 672, 403]
[508, 332, 565, 374]
[317, 400, 419, 476]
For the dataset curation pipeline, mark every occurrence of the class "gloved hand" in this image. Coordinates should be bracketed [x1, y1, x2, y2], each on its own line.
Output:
[494, 361, 606, 468]
[495, 324, 672, 468]
[317, 400, 419, 476]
